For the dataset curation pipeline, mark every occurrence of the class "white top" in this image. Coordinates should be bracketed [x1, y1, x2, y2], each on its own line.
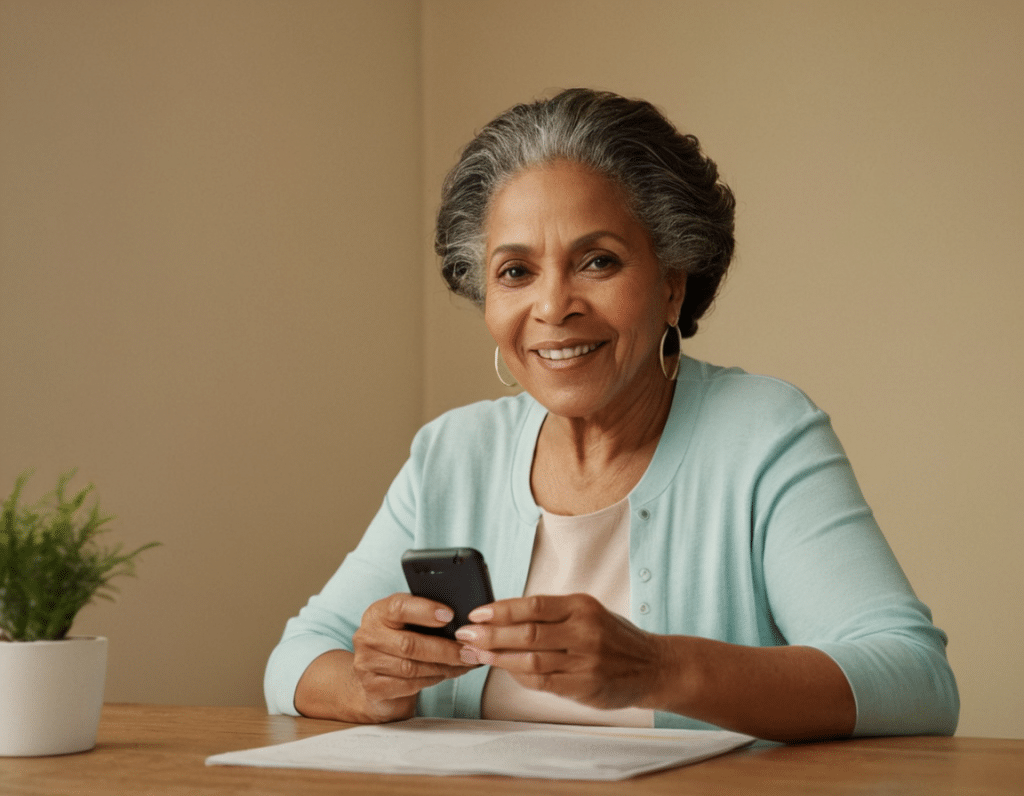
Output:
[480, 497, 655, 727]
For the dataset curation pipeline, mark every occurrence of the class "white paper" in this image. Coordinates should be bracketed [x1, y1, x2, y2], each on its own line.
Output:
[206, 717, 754, 780]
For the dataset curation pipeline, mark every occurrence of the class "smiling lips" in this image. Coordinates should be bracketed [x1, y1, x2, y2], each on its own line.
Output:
[535, 342, 604, 361]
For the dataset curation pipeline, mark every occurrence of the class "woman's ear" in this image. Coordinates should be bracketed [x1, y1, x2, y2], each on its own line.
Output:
[666, 272, 687, 325]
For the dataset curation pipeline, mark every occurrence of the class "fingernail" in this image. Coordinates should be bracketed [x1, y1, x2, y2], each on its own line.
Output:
[468, 606, 493, 622]
[435, 608, 454, 623]
[459, 647, 479, 665]
[454, 626, 477, 642]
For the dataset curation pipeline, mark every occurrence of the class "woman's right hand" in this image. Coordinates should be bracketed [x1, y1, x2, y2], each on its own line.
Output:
[351, 593, 477, 721]
[296, 593, 476, 723]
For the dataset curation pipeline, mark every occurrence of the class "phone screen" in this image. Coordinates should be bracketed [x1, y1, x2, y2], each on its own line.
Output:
[401, 547, 494, 639]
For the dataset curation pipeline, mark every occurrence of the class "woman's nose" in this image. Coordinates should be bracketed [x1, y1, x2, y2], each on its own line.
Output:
[533, 272, 580, 324]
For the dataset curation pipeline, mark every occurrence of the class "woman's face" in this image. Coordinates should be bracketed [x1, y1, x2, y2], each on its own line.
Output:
[483, 160, 685, 422]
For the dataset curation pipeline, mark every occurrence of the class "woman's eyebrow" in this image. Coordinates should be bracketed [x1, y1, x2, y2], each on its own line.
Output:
[488, 242, 531, 262]
[571, 230, 630, 250]
[488, 231, 630, 263]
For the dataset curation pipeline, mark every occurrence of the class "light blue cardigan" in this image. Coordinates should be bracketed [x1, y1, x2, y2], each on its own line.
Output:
[265, 356, 959, 736]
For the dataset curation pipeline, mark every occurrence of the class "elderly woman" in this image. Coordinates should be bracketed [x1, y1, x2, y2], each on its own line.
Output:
[265, 89, 958, 741]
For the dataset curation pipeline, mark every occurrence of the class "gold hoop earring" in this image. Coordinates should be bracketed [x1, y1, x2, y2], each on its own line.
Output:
[494, 346, 517, 388]
[659, 323, 682, 381]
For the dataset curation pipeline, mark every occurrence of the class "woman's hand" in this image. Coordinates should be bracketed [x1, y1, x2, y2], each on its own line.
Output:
[454, 593, 665, 711]
[454, 593, 856, 741]
[295, 593, 476, 724]
[350, 593, 479, 721]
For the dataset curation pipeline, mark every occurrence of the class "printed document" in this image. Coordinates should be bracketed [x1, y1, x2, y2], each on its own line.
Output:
[206, 717, 754, 780]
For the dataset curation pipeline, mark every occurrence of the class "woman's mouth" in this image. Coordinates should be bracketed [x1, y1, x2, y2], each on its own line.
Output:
[535, 342, 604, 361]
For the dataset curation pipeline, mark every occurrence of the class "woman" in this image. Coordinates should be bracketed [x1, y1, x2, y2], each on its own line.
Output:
[265, 89, 958, 741]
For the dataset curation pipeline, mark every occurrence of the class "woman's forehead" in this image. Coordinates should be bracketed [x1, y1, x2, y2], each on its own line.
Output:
[484, 163, 649, 256]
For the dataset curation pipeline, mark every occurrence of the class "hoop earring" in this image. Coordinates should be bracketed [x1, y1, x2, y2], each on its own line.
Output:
[495, 346, 517, 388]
[659, 323, 683, 381]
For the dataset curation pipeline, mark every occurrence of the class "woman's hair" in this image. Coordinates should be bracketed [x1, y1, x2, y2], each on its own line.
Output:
[435, 88, 736, 338]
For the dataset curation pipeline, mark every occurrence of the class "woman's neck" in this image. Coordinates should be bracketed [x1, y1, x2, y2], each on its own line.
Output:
[531, 365, 677, 515]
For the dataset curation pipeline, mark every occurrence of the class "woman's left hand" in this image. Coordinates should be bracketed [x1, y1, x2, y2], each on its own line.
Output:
[454, 593, 666, 711]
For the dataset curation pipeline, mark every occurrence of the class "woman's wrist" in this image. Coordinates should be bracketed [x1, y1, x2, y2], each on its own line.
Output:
[295, 649, 361, 722]
[640, 633, 699, 714]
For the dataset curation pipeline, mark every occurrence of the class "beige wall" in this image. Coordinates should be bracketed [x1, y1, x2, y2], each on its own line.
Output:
[2, 1, 1021, 738]
[1, 0, 424, 706]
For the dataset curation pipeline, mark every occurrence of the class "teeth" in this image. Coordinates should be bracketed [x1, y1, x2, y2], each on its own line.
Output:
[537, 343, 600, 361]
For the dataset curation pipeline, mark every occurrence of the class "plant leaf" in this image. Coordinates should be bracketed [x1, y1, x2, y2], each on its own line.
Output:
[0, 470, 160, 641]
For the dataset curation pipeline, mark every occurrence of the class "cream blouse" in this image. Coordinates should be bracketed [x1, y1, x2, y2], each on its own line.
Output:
[480, 497, 655, 727]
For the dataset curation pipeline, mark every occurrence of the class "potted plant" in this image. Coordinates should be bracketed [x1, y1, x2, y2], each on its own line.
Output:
[0, 470, 159, 756]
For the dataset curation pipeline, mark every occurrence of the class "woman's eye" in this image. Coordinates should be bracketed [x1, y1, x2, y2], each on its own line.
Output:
[497, 264, 529, 281]
[584, 255, 618, 272]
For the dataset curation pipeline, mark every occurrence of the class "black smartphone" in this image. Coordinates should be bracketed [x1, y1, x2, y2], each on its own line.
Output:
[401, 547, 494, 640]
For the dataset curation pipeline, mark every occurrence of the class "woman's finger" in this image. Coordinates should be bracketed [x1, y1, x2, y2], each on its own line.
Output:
[356, 661, 457, 696]
[355, 622, 471, 669]
[462, 647, 567, 672]
[468, 593, 585, 626]
[367, 592, 456, 631]
[455, 619, 567, 652]
[365, 644, 473, 680]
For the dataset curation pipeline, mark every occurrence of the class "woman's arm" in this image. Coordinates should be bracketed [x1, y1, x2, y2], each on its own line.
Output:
[651, 635, 855, 741]
[457, 594, 854, 742]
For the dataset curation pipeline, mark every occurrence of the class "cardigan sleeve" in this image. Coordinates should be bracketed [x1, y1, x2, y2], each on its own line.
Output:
[753, 402, 959, 736]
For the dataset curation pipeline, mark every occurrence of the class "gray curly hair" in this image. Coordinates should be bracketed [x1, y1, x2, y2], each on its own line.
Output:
[434, 88, 736, 338]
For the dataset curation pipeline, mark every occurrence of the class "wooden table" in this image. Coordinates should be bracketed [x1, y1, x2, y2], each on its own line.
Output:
[0, 704, 1020, 795]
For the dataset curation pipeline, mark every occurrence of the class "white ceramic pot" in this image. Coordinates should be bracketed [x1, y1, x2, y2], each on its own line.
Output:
[0, 636, 107, 756]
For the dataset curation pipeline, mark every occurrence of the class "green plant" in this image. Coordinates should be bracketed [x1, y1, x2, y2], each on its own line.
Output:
[0, 470, 159, 642]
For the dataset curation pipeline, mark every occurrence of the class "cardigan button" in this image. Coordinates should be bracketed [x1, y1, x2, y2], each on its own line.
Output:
[638, 509, 651, 520]
[638, 568, 652, 582]
[638, 603, 650, 614]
